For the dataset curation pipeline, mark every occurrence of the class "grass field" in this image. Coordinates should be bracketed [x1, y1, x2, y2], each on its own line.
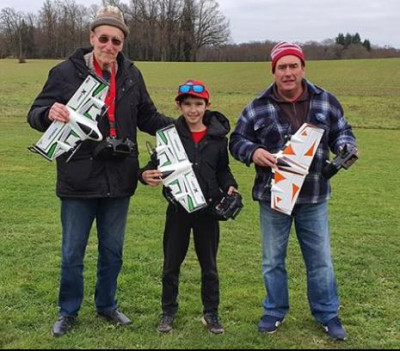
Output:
[0, 58, 399, 349]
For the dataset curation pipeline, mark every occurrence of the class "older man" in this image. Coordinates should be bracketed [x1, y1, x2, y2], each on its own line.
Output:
[229, 42, 357, 340]
[27, 6, 172, 337]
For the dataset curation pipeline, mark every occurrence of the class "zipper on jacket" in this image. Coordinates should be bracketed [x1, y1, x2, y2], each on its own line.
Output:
[104, 163, 112, 197]
[193, 143, 200, 168]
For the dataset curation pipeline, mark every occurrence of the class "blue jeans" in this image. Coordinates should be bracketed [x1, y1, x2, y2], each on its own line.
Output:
[59, 197, 130, 316]
[259, 201, 339, 324]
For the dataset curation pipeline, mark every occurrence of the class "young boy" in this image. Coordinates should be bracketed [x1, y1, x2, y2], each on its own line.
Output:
[139, 79, 239, 334]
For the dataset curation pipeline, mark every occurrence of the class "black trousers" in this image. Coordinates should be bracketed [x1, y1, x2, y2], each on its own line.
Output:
[161, 204, 220, 316]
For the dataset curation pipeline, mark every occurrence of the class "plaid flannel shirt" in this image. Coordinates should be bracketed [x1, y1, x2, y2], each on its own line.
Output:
[229, 79, 357, 204]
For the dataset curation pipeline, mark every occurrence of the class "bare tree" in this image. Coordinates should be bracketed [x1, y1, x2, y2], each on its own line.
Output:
[198, 40, 272, 62]
[180, 0, 195, 61]
[35, 0, 90, 58]
[342, 44, 369, 59]
[324, 43, 344, 60]
[192, 0, 229, 61]
[127, 0, 160, 60]
[158, 0, 182, 61]
[0, 7, 26, 61]
[123, 0, 229, 61]
[58, 0, 89, 57]
[37, 0, 60, 58]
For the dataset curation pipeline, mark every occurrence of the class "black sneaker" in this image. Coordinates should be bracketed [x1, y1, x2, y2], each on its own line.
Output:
[97, 309, 132, 326]
[202, 313, 224, 334]
[51, 315, 76, 337]
[258, 315, 285, 333]
[323, 316, 347, 340]
[157, 313, 175, 333]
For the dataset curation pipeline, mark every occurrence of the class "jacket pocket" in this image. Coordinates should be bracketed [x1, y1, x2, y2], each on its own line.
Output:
[113, 155, 139, 193]
[311, 113, 330, 129]
[60, 157, 96, 191]
[310, 113, 331, 145]
[254, 121, 283, 151]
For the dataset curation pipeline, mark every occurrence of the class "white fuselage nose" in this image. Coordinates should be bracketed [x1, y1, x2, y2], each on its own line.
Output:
[67, 107, 103, 142]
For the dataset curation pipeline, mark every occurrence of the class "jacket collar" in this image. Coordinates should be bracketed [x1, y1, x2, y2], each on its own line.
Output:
[69, 47, 133, 79]
[175, 110, 230, 140]
[259, 79, 323, 100]
[68, 47, 136, 99]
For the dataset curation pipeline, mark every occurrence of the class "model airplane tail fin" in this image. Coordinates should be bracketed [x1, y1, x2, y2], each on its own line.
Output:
[27, 145, 53, 162]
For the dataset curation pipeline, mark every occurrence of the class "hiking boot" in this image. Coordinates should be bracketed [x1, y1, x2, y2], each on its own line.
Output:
[157, 313, 175, 333]
[323, 316, 347, 340]
[202, 313, 224, 334]
[258, 315, 285, 333]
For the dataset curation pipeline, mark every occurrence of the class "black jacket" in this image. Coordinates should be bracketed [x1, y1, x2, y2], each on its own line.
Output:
[139, 110, 238, 207]
[27, 48, 172, 198]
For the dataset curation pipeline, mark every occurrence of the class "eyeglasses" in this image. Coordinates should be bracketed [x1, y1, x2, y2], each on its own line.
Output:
[178, 84, 205, 94]
[94, 33, 123, 46]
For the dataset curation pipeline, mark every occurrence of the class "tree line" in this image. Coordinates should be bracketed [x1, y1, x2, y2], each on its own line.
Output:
[1, 0, 399, 62]
[198, 36, 400, 62]
[0, 0, 230, 62]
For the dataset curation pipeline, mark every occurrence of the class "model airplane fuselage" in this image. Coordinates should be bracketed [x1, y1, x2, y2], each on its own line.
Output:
[155, 124, 207, 213]
[271, 123, 324, 216]
[29, 74, 109, 161]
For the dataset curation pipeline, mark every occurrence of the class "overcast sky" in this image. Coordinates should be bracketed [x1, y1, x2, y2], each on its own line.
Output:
[1, 0, 399, 49]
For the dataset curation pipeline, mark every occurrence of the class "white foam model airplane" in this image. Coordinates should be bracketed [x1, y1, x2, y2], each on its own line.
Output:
[154, 124, 207, 213]
[28, 74, 109, 161]
[271, 123, 324, 216]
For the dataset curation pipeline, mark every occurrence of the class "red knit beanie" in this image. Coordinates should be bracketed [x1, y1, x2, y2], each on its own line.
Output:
[270, 41, 305, 73]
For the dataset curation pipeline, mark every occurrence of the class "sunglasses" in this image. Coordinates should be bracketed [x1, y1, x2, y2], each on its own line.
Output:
[94, 33, 123, 46]
[178, 84, 205, 94]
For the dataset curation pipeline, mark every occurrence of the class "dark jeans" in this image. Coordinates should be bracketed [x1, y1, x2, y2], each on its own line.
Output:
[58, 197, 130, 316]
[161, 204, 220, 316]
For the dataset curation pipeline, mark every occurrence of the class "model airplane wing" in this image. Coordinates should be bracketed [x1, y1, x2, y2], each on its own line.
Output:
[155, 124, 207, 213]
[28, 74, 109, 161]
[271, 123, 324, 215]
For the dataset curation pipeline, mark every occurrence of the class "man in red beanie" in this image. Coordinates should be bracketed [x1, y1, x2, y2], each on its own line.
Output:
[229, 41, 358, 340]
[270, 41, 306, 73]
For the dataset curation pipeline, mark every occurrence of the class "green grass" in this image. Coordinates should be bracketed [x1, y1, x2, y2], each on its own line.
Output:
[0, 58, 399, 349]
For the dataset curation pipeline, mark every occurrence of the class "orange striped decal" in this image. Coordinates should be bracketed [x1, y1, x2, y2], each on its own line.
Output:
[305, 141, 316, 157]
[283, 145, 296, 155]
[274, 171, 286, 183]
[292, 184, 300, 201]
